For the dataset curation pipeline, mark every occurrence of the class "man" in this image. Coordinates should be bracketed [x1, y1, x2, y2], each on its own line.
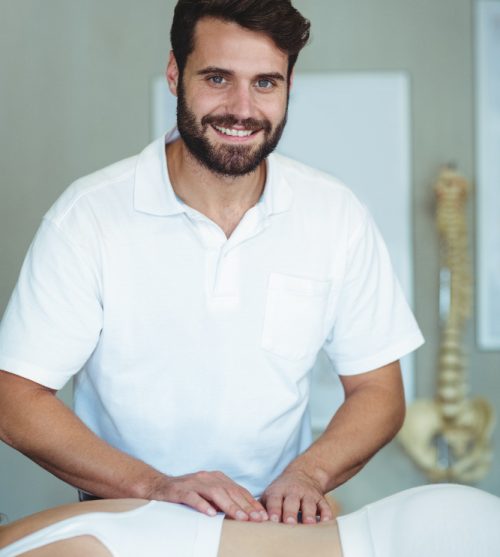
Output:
[0, 0, 423, 525]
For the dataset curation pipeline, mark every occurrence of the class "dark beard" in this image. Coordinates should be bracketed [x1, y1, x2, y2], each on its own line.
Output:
[176, 79, 288, 177]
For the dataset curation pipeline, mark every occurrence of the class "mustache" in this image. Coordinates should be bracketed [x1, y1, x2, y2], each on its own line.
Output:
[201, 114, 272, 133]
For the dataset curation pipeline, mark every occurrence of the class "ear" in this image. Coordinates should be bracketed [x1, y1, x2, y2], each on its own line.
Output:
[166, 51, 180, 97]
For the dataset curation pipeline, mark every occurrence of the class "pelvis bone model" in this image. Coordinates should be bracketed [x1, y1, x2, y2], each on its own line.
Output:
[399, 167, 495, 483]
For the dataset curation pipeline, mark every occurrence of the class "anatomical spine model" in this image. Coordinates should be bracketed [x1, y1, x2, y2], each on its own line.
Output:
[399, 167, 495, 482]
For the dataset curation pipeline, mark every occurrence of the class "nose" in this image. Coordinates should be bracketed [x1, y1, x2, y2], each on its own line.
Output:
[225, 81, 255, 121]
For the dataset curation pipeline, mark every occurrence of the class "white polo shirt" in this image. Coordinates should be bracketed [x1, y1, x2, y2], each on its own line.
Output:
[0, 129, 423, 496]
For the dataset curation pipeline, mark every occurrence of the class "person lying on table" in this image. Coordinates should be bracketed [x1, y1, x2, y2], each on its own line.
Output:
[1, 484, 500, 557]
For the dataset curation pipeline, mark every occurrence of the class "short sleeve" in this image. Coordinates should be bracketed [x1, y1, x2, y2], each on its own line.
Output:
[323, 209, 424, 375]
[0, 218, 103, 389]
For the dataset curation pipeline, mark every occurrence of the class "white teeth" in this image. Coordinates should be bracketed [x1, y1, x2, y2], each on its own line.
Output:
[214, 125, 254, 137]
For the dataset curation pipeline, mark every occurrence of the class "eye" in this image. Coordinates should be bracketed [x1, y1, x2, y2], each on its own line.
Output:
[256, 78, 274, 89]
[208, 75, 226, 86]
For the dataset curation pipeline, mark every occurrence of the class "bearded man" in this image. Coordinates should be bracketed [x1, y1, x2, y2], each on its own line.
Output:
[0, 0, 423, 525]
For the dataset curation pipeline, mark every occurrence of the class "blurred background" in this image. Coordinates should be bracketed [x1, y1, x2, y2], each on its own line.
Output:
[1, 0, 499, 520]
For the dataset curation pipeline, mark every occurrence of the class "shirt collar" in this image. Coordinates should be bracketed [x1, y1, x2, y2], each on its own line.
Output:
[133, 127, 293, 217]
[260, 153, 294, 217]
[133, 128, 184, 217]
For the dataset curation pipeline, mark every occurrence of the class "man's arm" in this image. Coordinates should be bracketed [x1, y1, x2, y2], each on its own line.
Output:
[260, 360, 405, 524]
[0, 370, 267, 521]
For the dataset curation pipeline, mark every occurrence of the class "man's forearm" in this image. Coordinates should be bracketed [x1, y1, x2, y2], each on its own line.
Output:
[0, 370, 268, 521]
[286, 364, 406, 493]
[0, 370, 162, 499]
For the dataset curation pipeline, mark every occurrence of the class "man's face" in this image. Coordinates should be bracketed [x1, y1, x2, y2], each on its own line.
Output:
[168, 17, 290, 177]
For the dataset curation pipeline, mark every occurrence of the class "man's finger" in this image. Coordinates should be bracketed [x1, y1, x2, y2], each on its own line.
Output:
[300, 496, 319, 524]
[182, 490, 218, 517]
[318, 497, 334, 522]
[211, 487, 249, 521]
[229, 489, 268, 521]
[263, 494, 284, 523]
[282, 494, 301, 524]
[227, 483, 267, 514]
[203, 486, 250, 521]
[209, 479, 266, 520]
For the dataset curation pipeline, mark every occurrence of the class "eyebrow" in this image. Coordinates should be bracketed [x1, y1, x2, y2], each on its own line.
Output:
[257, 72, 286, 82]
[196, 67, 286, 82]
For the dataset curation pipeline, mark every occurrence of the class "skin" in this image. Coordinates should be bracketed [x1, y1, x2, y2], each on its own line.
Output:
[261, 362, 406, 524]
[165, 17, 291, 238]
[0, 500, 343, 557]
[0, 16, 406, 527]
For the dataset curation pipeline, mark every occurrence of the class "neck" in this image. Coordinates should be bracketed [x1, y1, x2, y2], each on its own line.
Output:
[166, 139, 266, 238]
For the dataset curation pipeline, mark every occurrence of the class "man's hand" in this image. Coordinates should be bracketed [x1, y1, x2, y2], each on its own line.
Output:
[261, 362, 405, 525]
[0, 372, 267, 523]
[152, 471, 268, 522]
[260, 468, 333, 524]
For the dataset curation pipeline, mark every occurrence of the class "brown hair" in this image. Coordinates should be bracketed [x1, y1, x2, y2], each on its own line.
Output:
[170, 0, 310, 78]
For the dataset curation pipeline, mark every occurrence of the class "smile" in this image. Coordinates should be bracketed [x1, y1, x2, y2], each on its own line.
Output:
[213, 125, 257, 138]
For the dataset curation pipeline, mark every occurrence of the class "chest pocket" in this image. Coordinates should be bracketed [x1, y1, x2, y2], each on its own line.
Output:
[261, 273, 331, 361]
